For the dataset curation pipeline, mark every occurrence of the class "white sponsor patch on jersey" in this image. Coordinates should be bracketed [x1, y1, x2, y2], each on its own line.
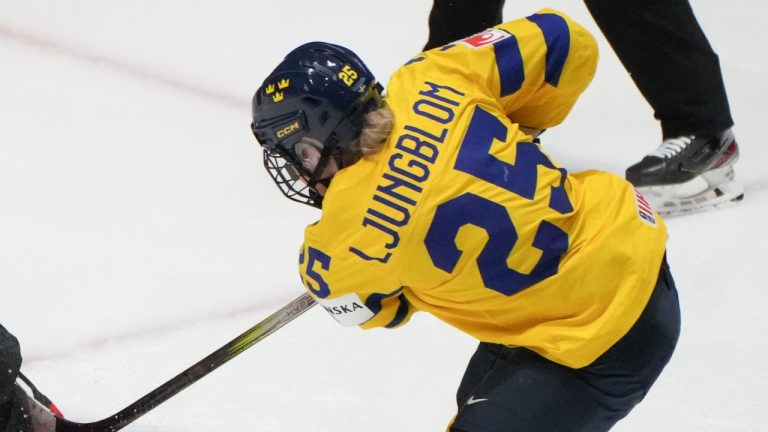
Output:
[317, 292, 374, 327]
[461, 28, 512, 48]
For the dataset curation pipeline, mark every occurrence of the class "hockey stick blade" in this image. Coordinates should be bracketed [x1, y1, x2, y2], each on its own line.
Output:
[55, 292, 316, 432]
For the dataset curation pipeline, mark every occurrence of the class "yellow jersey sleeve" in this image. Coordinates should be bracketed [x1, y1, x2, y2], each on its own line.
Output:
[410, 7, 598, 131]
[298, 227, 417, 329]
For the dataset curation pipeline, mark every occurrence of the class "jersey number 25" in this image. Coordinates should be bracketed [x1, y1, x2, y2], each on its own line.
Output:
[424, 106, 572, 296]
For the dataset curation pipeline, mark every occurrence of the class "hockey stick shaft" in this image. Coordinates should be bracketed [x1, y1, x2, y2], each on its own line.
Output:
[55, 292, 316, 432]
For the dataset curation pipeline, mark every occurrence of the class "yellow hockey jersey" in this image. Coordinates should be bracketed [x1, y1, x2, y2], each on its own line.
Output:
[298, 9, 667, 368]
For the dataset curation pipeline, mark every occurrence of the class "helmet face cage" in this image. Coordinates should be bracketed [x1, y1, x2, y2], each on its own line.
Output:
[262, 147, 323, 207]
[251, 41, 383, 209]
[258, 134, 337, 208]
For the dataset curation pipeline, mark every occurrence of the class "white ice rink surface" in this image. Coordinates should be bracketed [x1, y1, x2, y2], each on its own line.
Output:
[1, 1, 767, 431]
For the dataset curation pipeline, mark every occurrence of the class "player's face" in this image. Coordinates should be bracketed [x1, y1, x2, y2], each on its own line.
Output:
[294, 139, 337, 195]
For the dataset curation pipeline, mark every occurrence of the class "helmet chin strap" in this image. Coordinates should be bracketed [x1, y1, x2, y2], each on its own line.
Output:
[304, 143, 338, 195]
[306, 132, 365, 197]
[315, 177, 333, 190]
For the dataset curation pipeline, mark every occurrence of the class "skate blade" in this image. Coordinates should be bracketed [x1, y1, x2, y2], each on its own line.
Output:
[637, 167, 744, 217]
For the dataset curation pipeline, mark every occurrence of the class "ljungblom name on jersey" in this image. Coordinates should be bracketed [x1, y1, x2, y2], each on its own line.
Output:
[349, 81, 465, 264]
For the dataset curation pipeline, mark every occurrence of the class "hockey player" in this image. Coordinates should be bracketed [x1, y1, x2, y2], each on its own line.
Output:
[425, 0, 741, 216]
[251, 8, 680, 431]
[0, 325, 61, 432]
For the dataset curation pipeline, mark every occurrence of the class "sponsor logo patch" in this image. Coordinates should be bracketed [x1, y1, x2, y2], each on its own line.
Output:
[461, 28, 512, 48]
[634, 189, 658, 227]
[317, 292, 374, 327]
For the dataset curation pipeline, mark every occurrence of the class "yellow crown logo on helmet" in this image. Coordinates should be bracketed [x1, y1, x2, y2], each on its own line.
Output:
[272, 92, 285, 103]
[278, 78, 291, 89]
[265, 83, 276, 95]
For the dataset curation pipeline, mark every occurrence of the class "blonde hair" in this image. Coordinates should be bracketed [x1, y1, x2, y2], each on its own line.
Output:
[355, 106, 394, 156]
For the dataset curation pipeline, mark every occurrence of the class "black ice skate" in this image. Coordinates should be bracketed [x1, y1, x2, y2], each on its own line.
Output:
[625, 129, 743, 216]
[0, 374, 62, 432]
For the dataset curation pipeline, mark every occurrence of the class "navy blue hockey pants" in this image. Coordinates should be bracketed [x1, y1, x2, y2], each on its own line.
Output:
[450, 258, 681, 432]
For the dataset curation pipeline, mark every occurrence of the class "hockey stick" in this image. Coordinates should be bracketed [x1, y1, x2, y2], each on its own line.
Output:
[54, 292, 316, 432]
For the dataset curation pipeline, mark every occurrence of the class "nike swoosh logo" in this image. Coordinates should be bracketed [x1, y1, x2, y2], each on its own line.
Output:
[467, 395, 489, 405]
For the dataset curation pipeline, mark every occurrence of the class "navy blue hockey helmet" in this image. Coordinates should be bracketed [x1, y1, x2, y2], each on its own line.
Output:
[251, 41, 384, 208]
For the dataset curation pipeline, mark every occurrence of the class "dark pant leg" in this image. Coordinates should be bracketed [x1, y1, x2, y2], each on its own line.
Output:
[453, 342, 505, 410]
[450, 260, 680, 432]
[451, 344, 616, 432]
[0, 325, 22, 406]
[580, 258, 681, 408]
[424, 0, 506, 50]
[584, 0, 733, 137]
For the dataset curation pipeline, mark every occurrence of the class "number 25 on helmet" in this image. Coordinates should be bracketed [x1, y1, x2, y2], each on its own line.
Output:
[251, 42, 384, 208]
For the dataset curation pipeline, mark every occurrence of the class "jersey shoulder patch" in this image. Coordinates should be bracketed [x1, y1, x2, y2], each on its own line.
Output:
[633, 188, 659, 227]
[461, 28, 512, 48]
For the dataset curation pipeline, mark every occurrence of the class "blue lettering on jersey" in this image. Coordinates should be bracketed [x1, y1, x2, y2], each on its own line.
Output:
[405, 56, 426, 66]
[304, 247, 332, 298]
[425, 193, 568, 296]
[424, 106, 570, 296]
[455, 106, 572, 214]
[350, 81, 465, 264]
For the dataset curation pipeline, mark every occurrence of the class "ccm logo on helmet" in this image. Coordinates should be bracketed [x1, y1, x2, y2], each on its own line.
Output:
[276, 121, 302, 139]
